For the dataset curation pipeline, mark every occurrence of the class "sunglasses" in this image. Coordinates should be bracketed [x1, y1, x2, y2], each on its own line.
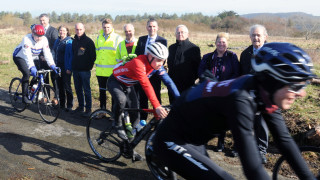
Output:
[287, 81, 310, 93]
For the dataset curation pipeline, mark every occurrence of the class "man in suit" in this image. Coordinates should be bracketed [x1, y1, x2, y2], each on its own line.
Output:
[39, 14, 59, 52]
[240, 24, 269, 164]
[135, 18, 167, 120]
[38, 14, 59, 99]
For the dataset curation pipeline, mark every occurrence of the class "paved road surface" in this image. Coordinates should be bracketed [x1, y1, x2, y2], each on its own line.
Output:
[0, 88, 287, 179]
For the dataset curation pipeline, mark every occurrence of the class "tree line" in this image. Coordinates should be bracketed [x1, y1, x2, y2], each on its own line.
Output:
[0, 11, 249, 32]
[1, 10, 319, 39]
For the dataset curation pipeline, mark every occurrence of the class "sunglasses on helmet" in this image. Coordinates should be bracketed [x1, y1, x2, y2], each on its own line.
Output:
[287, 81, 310, 93]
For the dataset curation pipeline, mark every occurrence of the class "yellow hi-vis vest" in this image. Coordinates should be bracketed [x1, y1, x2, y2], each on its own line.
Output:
[115, 39, 137, 63]
[95, 29, 123, 77]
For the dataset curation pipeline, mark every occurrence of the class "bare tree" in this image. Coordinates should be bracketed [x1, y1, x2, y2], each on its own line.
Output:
[294, 16, 320, 40]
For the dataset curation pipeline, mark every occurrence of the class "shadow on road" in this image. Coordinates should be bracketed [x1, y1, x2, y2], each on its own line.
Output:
[0, 132, 153, 179]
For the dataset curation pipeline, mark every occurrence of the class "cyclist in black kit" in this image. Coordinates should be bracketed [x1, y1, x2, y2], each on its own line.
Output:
[153, 42, 317, 180]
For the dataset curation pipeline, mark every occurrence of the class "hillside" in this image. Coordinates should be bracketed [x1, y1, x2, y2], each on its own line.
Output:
[241, 12, 320, 19]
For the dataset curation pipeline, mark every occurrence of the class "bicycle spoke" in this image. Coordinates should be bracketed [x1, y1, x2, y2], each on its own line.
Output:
[87, 109, 122, 162]
[37, 85, 60, 123]
[9, 78, 26, 112]
[273, 146, 320, 180]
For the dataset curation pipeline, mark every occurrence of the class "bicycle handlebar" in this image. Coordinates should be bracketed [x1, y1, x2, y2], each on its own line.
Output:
[36, 67, 62, 77]
[122, 105, 171, 119]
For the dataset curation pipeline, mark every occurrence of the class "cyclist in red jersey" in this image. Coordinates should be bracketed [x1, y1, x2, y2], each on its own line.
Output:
[107, 42, 180, 161]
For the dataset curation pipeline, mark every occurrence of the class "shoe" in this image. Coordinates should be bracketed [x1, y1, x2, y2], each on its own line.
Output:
[40, 97, 48, 104]
[72, 107, 84, 114]
[132, 151, 144, 162]
[116, 126, 128, 140]
[51, 98, 58, 106]
[230, 150, 239, 157]
[82, 109, 92, 117]
[122, 144, 144, 162]
[215, 144, 224, 152]
[260, 152, 267, 164]
[23, 96, 32, 104]
[65, 107, 72, 112]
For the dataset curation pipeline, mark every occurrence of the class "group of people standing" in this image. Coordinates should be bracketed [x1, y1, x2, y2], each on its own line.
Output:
[14, 13, 269, 162]
[13, 14, 268, 158]
[12, 13, 318, 179]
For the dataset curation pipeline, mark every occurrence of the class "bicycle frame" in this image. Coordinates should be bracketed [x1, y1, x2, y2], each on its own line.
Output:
[120, 107, 164, 149]
[27, 69, 51, 102]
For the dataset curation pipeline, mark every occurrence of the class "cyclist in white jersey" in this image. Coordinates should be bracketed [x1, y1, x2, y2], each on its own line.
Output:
[13, 24, 57, 104]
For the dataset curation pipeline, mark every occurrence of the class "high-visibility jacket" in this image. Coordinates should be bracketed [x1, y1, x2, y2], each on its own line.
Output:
[115, 39, 137, 63]
[95, 29, 123, 77]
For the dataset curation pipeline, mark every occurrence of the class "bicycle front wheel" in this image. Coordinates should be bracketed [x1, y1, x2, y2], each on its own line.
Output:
[9, 77, 26, 112]
[37, 85, 60, 123]
[145, 131, 177, 180]
[87, 109, 122, 162]
[272, 146, 320, 180]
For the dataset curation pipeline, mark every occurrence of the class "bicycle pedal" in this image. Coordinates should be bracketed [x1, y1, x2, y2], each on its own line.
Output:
[96, 138, 104, 145]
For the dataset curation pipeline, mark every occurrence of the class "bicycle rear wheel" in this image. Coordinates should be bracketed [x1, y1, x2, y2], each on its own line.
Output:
[87, 109, 122, 162]
[37, 85, 60, 123]
[272, 146, 320, 180]
[145, 131, 177, 180]
[9, 77, 26, 112]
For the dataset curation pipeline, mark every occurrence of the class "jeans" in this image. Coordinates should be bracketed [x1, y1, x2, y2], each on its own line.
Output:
[73, 70, 92, 110]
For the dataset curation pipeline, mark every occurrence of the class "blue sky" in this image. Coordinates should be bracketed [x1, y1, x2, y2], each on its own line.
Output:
[2, 0, 319, 17]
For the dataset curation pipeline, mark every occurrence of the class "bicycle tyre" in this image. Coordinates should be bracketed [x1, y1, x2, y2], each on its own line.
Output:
[272, 146, 320, 180]
[87, 109, 122, 162]
[37, 85, 60, 123]
[145, 131, 177, 180]
[9, 77, 26, 112]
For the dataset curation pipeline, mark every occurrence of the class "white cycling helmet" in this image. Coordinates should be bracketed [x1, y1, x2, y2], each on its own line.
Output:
[146, 42, 169, 60]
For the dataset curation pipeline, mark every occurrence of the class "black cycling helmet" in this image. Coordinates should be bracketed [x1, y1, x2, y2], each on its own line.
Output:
[252, 42, 316, 84]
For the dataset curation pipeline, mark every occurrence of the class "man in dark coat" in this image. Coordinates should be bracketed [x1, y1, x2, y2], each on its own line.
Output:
[240, 24, 269, 164]
[167, 25, 201, 103]
[71, 23, 96, 117]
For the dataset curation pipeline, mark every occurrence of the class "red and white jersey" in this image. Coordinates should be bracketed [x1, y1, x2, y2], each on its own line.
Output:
[113, 55, 161, 108]
[13, 34, 55, 69]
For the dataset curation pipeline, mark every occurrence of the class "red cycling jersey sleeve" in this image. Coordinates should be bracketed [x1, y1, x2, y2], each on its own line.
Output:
[113, 55, 161, 109]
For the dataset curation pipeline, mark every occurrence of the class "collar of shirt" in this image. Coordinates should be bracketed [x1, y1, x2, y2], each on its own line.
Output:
[44, 24, 50, 32]
[103, 33, 110, 41]
[125, 37, 137, 43]
[253, 47, 260, 55]
[147, 35, 157, 44]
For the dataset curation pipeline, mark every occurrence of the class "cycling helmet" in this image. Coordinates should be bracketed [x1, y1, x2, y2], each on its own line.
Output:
[252, 42, 316, 84]
[146, 42, 169, 60]
[32, 24, 45, 36]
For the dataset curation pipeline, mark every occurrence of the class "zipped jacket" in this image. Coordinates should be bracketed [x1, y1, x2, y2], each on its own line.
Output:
[113, 55, 180, 109]
[95, 29, 123, 77]
[13, 34, 55, 69]
[115, 39, 137, 62]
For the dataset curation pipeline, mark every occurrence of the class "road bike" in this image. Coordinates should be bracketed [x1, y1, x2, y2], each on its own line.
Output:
[272, 146, 320, 180]
[86, 106, 177, 179]
[9, 69, 61, 124]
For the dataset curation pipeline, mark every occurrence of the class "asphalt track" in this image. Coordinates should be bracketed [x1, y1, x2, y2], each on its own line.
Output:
[0, 87, 289, 179]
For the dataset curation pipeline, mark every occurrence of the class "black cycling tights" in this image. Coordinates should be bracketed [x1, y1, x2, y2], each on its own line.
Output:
[153, 140, 235, 180]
